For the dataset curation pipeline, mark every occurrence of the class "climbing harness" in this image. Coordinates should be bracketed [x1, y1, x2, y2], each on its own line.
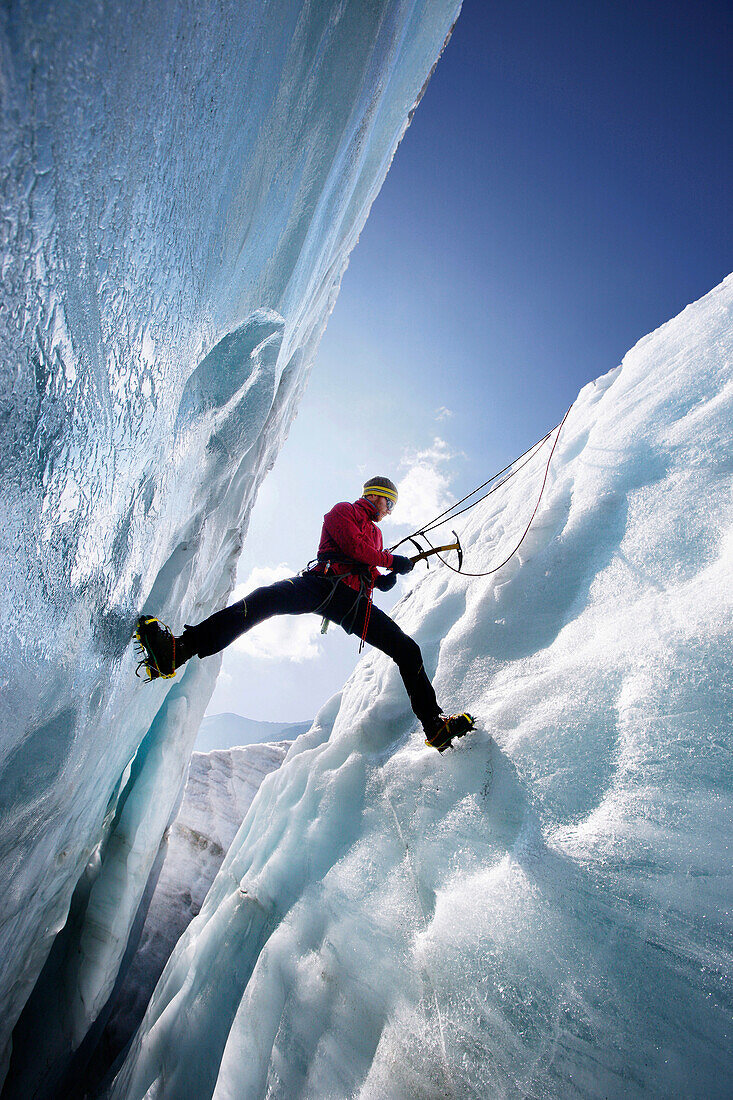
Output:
[303, 554, 374, 651]
[393, 403, 573, 578]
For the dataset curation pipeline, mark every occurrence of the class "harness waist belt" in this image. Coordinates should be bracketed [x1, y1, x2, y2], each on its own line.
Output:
[314, 551, 371, 576]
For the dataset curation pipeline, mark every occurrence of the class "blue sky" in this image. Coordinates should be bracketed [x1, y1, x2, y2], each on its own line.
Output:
[206, 0, 731, 725]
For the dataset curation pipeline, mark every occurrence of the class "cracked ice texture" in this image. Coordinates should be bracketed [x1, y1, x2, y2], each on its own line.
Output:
[113, 277, 732, 1100]
[103, 741, 291, 1069]
[0, 0, 462, 1087]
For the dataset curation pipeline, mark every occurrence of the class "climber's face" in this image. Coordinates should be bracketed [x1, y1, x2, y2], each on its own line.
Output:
[367, 494, 391, 522]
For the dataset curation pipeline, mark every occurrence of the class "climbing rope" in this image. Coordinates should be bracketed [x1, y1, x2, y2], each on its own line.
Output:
[390, 403, 573, 578]
[383, 789, 457, 1100]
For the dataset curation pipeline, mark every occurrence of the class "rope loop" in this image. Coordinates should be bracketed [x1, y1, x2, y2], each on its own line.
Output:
[390, 404, 573, 578]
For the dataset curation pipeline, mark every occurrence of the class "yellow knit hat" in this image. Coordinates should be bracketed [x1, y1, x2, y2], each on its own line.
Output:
[362, 476, 398, 505]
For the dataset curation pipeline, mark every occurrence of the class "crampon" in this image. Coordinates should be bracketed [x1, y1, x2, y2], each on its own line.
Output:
[424, 712, 476, 752]
[134, 616, 178, 681]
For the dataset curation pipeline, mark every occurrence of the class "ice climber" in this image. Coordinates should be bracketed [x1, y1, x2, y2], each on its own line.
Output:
[135, 477, 474, 751]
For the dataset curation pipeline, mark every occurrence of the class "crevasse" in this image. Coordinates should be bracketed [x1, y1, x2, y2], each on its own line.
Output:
[0, 0, 461, 1092]
[104, 741, 293, 1067]
[112, 276, 732, 1099]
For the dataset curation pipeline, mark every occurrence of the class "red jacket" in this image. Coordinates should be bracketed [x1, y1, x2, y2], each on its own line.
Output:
[316, 497, 394, 592]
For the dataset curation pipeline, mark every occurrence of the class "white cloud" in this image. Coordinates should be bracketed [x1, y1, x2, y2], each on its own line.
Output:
[230, 563, 323, 662]
[434, 406, 453, 421]
[386, 438, 459, 529]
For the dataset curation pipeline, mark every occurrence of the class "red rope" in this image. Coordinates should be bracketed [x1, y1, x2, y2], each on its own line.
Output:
[427, 403, 573, 579]
[389, 421, 559, 553]
[359, 590, 373, 652]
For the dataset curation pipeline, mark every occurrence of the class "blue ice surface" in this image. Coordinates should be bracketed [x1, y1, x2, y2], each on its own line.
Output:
[0, 0, 461, 1092]
[110, 276, 733, 1099]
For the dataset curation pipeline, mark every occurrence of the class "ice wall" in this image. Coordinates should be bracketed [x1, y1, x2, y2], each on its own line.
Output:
[112, 277, 732, 1099]
[0, 0, 461, 1091]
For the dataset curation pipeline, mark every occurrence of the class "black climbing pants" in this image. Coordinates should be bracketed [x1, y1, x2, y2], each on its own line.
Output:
[185, 573, 440, 728]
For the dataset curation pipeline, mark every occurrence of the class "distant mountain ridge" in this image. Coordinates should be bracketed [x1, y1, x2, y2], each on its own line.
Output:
[195, 711, 312, 752]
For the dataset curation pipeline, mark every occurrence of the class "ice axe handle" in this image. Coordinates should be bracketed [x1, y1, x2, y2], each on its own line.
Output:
[409, 540, 460, 565]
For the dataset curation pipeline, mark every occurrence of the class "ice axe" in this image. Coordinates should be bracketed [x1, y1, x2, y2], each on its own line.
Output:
[408, 530, 463, 570]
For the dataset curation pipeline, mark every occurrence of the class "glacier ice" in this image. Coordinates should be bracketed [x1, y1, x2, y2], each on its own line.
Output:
[111, 277, 732, 1099]
[0, 0, 461, 1091]
[102, 741, 291, 1081]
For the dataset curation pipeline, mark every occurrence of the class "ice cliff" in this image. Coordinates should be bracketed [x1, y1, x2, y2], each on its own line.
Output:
[0, 0, 461, 1093]
[111, 276, 732, 1099]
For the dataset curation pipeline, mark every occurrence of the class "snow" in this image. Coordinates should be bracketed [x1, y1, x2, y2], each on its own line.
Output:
[102, 741, 291, 1076]
[0, 0, 461, 1091]
[111, 276, 732, 1099]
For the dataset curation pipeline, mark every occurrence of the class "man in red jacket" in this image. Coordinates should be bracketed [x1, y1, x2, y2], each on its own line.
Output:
[135, 476, 474, 750]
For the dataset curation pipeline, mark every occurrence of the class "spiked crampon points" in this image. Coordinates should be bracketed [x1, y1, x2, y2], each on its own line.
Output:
[424, 712, 476, 752]
[134, 616, 179, 681]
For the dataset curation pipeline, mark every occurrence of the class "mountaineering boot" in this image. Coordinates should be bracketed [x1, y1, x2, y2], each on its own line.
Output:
[424, 712, 476, 752]
[134, 616, 194, 681]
